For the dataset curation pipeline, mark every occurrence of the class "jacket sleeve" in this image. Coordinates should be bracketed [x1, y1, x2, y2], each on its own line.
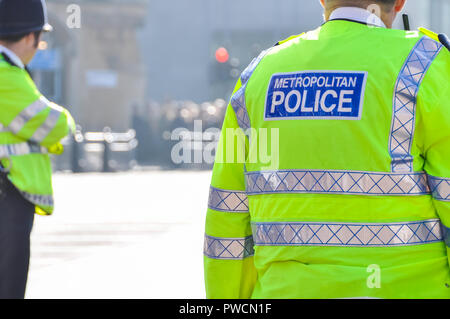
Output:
[419, 47, 450, 264]
[204, 78, 257, 299]
[0, 67, 75, 149]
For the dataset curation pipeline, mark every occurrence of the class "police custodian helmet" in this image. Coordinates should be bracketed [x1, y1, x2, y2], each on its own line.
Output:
[0, 0, 53, 36]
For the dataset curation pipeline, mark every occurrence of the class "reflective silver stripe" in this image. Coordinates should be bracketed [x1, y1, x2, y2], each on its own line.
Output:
[8, 96, 49, 133]
[30, 108, 62, 143]
[0, 142, 46, 158]
[428, 175, 450, 202]
[204, 235, 254, 260]
[389, 37, 442, 172]
[230, 50, 269, 132]
[20, 190, 54, 208]
[246, 170, 430, 196]
[252, 219, 443, 247]
[208, 186, 249, 213]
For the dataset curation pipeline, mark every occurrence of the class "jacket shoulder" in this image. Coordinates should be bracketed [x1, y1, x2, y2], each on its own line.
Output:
[274, 27, 322, 47]
[0, 63, 39, 95]
[275, 33, 305, 46]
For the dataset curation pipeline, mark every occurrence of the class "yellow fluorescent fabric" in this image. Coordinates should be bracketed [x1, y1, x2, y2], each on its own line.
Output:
[204, 20, 450, 299]
[0, 54, 75, 214]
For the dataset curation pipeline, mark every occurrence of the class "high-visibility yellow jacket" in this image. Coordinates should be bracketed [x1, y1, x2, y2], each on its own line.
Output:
[0, 52, 75, 215]
[204, 19, 450, 299]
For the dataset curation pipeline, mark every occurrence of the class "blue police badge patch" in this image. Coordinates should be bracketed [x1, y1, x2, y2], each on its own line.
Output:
[264, 71, 368, 120]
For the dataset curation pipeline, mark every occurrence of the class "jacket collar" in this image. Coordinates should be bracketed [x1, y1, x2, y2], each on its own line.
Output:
[329, 7, 386, 28]
[0, 45, 25, 69]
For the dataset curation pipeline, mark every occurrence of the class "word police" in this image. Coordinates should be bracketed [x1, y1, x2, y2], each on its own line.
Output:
[265, 71, 367, 120]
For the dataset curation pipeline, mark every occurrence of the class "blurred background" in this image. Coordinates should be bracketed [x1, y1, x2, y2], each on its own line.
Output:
[25, 0, 449, 298]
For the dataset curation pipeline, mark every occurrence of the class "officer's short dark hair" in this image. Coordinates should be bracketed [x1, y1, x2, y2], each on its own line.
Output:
[0, 31, 41, 46]
[372, 0, 397, 9]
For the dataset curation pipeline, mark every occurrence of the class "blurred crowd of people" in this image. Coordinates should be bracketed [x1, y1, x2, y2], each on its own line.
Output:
[132, 98, 228, 169]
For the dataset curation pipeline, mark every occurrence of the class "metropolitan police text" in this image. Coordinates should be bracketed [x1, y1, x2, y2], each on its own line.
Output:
[265, 72, 367, 120]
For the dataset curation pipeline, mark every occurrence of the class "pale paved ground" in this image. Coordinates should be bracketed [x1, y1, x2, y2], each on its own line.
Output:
[26, 170, 211, 299]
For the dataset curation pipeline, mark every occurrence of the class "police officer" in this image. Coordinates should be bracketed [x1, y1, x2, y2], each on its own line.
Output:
[204, 0, 450, 298]
[0, 0, 75, 298]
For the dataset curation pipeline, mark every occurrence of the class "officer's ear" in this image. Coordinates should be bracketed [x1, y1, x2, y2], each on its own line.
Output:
[394, 0, 407, 13]
[22, 32, 35, 49]
[23, 31, 41, 49]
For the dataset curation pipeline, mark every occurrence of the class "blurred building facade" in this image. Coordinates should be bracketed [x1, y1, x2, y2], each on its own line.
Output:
[30, 0, 148, 132]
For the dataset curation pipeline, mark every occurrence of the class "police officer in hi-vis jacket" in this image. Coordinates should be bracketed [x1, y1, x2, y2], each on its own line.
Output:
[0, 0, 75, 298]
[204, 0, 450, 298]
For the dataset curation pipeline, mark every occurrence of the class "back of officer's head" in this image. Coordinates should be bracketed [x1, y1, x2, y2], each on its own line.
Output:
[321, 0, 406, 28]
[0, 30, 42, 65]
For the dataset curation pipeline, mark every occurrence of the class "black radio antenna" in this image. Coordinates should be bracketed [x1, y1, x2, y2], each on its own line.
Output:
[402, 14, 410, 31]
